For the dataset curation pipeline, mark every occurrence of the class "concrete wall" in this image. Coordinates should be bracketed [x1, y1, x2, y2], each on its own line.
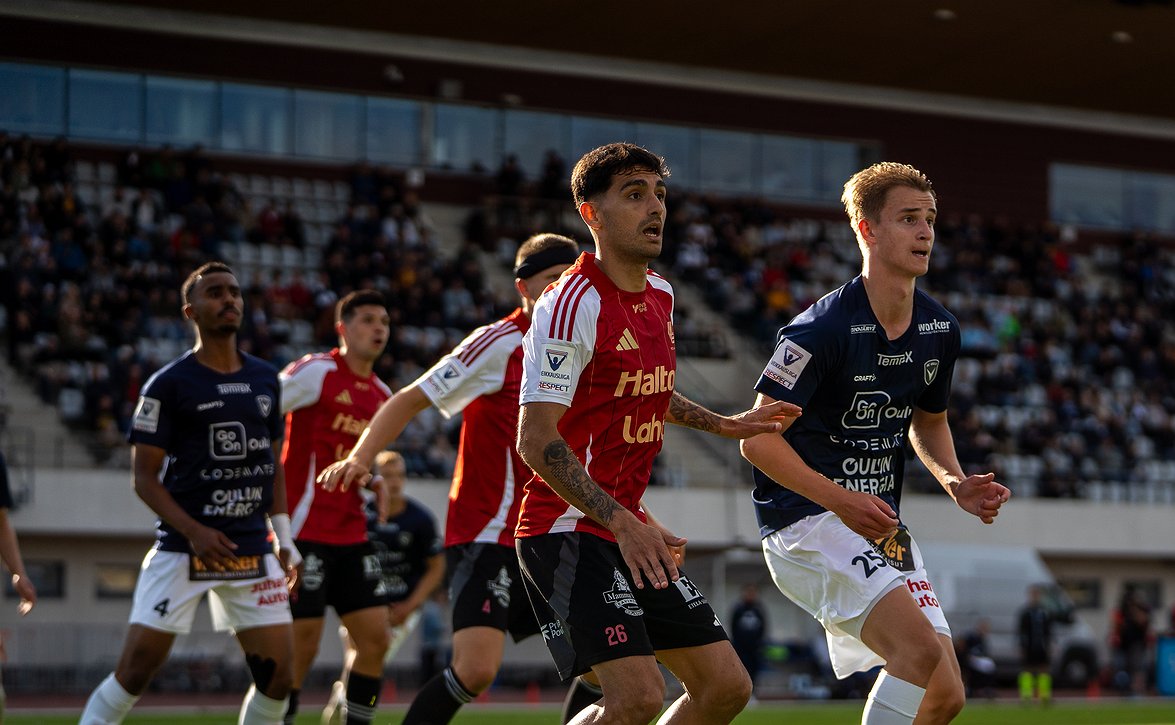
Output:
[5, 468, 1174, 672]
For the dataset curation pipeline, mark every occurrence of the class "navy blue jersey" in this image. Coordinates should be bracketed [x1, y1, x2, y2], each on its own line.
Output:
[129, 350, 283, 555]
[751, 277, 960, 537]
[366, 497, 442, 603]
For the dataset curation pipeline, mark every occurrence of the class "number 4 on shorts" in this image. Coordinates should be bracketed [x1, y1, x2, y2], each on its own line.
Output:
[153, 598, 170, 617]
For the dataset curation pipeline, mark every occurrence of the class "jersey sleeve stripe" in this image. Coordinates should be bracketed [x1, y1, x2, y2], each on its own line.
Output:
[457, 322, 516, 366]
[549, 275, 591, 341]
[281, 351, 334, 377]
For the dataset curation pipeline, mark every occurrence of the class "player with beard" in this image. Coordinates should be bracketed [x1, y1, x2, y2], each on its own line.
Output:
[81, 262, 297, 725]
[515, 143, 800, 725]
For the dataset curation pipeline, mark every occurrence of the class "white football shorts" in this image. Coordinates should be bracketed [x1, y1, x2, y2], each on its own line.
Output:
[129, 549, 293, 635]
[761, 510, 950, 679]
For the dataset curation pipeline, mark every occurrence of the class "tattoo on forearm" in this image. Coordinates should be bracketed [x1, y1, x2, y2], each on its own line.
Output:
[542, 440, 619, 525]
[668, 392, 722, 433]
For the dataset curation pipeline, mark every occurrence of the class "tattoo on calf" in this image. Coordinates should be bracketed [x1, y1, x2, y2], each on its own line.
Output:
[542, 440, 619, 525]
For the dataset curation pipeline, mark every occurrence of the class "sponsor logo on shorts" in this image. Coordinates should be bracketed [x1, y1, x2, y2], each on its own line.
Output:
[487, 566, 512, 608]
[251, 577, 289, 606]
[540, 619, 566, 641]
[906, 578, 940, 609]
[302, 553, 325, 590]
[603, 569, 644, 616]
[673, 576, 707, 609]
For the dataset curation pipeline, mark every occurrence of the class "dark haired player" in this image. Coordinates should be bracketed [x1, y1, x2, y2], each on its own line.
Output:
[515, 143, 799, 724]
[279, 290, 393, 725]
[81, 262, 296, 725]
[319, 234, 581, 724]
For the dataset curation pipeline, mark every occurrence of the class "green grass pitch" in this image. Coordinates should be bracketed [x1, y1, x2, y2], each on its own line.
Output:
[8, 700, 1175, 724]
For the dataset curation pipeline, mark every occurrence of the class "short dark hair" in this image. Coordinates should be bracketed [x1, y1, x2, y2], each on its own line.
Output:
[570, 143, 670, 206]
[182, 262, 234, 304]
[336, 289, 387, 323]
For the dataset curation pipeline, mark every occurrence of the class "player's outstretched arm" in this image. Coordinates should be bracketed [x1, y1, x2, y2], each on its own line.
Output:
[517, 402, 679, 590]
[740, 393, 899, 540]
[667, 391, 800, 438]
[909, 407, 1010, 524]
[318, 384, 432, 492]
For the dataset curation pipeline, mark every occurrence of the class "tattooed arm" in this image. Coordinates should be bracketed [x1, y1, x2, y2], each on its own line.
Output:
[667, 391, 802, 438]
[516, 401, 679, 589]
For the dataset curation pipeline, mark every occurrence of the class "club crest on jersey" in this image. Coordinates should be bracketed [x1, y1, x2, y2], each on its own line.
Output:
[256, 395, 273, 417]
[603, 568, 644, 616]
[924, 359, 940, 385]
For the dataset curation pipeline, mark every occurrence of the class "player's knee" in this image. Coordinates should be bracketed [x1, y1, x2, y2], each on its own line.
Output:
[246, 652, 293, 699]
[353, 624, 392, 658]
[923, 676, 965, 723]
[452, 659, 499, 694]
[604, 687, 664, 724]
[689, 664, 750, 718]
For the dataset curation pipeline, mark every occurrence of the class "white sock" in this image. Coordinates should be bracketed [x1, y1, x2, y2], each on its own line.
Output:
[239, 684, 289, 725]
[80, 673, 140, 724]
[862, 670, 925, 725]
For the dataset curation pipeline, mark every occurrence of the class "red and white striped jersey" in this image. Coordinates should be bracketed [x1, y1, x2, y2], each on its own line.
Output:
[280, 348, 392, 545]
[516, 252, 676, 542]
[416, 308, 531, 547]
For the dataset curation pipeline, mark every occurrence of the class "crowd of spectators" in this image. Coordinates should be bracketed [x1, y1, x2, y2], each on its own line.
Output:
[652, 194, 1175, 498]
[7, 134, 1175, 499]
[0, 135, 502, 474]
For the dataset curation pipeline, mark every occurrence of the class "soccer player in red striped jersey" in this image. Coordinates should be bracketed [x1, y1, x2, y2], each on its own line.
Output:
[279, 290, 393, 725]
[318, 233, 580, 724]
[515, 143, 800, 725]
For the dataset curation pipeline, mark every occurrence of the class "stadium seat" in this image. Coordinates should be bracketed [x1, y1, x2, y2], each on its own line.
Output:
[75, 160, 96, 183]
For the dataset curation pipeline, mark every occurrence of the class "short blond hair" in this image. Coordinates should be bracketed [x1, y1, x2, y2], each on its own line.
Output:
[375, 450, 405, 472]
[842, 162, 935, 229]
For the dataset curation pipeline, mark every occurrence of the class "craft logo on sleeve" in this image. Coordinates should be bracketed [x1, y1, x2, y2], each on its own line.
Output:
[132, 396, 161, 433]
